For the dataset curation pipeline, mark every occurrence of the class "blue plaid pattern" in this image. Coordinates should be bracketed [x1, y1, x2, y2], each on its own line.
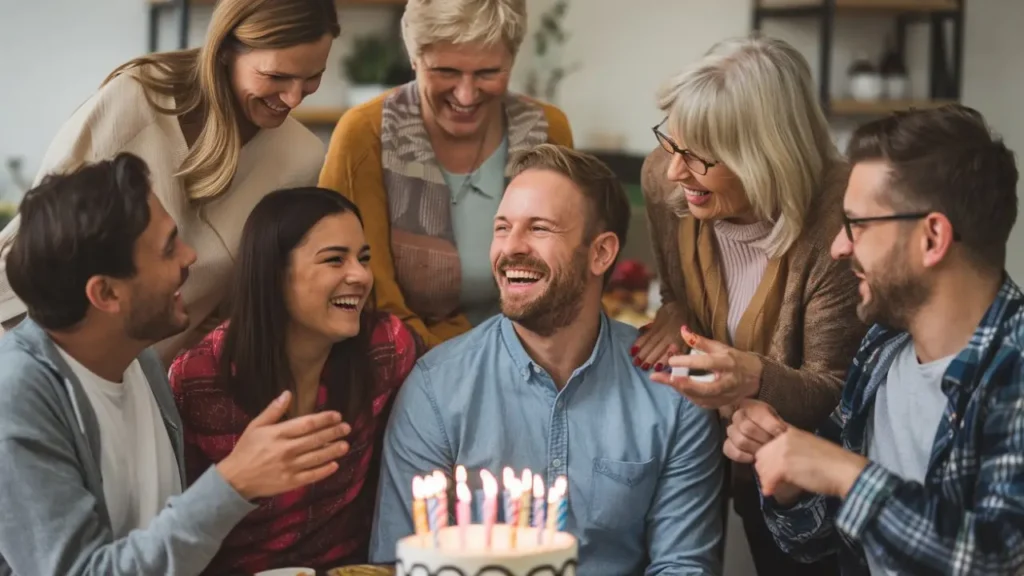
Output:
[762, 276, 1024, 575]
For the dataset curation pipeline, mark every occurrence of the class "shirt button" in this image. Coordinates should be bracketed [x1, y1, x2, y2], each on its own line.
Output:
[552, 458, 562, 468]
[556, 399, 564, 410]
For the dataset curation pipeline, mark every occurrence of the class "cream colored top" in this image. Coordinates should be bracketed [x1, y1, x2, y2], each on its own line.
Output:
[0, 70, 325, 360]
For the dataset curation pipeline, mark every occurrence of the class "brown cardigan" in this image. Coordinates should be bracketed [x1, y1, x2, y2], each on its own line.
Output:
[640, 147, 866, 433]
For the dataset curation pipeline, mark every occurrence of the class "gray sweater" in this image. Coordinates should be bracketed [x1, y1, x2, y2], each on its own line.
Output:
[0, 319, 256, 575]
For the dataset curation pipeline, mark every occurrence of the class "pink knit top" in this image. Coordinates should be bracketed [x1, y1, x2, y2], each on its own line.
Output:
[712, 219, 774, 342]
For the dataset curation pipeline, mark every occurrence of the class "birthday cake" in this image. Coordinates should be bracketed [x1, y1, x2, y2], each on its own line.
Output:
[396, 525, 577, 576]
[396, 467, 578, 576]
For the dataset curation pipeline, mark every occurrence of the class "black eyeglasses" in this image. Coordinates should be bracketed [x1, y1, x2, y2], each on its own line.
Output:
[652, 118, 718, 176]
[842, 212, 961, 242]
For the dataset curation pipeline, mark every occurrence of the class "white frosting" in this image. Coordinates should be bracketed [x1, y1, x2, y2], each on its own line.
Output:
[396, 525, 577, 576]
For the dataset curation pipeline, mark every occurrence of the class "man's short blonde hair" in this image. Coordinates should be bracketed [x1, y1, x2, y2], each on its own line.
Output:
[401, 0, 527, 60]
[657, 35, 840, 258]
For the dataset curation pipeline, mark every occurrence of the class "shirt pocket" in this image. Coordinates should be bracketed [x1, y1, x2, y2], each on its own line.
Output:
[588, 456, 659, 530]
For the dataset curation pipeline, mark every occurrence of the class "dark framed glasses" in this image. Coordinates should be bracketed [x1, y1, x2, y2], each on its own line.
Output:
[652, 118, 718, 176]
[842, 213, 961, 242]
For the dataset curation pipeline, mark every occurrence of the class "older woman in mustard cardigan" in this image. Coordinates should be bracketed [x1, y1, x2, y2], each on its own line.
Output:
[636, 36, 866, 576]
[319, 0, 573, 351]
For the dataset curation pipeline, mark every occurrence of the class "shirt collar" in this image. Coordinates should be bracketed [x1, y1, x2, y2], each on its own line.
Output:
[499, 312, 610, 383]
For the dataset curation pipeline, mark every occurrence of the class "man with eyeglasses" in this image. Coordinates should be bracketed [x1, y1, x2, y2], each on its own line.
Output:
[721, 104, 1024, 575]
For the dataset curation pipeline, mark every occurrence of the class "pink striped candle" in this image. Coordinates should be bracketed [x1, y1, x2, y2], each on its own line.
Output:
[481, 469, 498, 549]
[456, 481, 471, 551]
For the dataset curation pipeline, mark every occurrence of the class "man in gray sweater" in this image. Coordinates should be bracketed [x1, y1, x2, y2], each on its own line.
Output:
[0, 153, 353, 576]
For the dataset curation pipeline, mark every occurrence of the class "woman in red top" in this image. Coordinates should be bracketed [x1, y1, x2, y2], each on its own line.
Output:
[169, 187, 418, 574]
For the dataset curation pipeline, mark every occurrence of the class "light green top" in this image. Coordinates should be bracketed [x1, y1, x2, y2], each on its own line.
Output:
[440, 136, 509, 327]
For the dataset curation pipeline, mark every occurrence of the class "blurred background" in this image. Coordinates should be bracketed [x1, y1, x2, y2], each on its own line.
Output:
[0, 1, 1019, 572]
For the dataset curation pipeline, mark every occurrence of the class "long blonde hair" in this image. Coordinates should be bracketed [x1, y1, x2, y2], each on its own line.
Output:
[657, 35, 840, 258]
[104, 0, 340, 201]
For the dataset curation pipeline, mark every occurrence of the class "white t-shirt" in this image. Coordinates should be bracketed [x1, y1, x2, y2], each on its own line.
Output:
[865, 339, 954, 576]
[57, 348, 182, 538]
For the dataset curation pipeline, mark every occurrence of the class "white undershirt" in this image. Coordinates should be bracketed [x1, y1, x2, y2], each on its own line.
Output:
[57, 348, 181, 538]
[865, 339, 954, 575]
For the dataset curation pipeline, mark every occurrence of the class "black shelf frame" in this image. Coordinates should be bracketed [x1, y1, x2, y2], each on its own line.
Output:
[751, 0, 966, 114]
[148, 0, 192, 53]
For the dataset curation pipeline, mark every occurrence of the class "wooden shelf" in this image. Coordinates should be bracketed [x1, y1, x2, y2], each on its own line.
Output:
[291, 106, 347, 126]
[757, 0, 958, 13]
[829, 98, 958, 116]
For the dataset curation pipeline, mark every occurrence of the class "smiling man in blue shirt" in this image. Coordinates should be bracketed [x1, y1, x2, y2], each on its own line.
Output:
[369, 144, 724, 575]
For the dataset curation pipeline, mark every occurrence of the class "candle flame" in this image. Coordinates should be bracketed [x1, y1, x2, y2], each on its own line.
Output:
[521, 468, 532, 487]
[457, 481, 472, 502]
[481, 469, 498, 497]
[554, 476, 567, 495]
[433, 470, 448, 490]
[412, 475, 425, 500]
[456, 465, 467, 483]
[509, 477, 523, 497]
[503, 466, 516, 489]
[547, 484, 559, 503]
[532, 475, 544, 498]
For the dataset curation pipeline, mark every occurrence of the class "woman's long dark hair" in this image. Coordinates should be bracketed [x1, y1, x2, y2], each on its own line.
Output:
[219, 187, 377, 423]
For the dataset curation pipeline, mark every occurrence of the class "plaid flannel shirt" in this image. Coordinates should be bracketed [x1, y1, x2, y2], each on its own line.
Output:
[762, 276, 1024, 575]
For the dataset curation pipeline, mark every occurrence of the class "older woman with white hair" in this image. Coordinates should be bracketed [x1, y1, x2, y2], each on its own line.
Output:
[635, 36, 864, 575]
[319, 0, 573, 351]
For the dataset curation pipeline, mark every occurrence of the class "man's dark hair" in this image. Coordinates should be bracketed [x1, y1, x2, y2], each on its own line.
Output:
[6, 153, 153, 330]
[508, 144, 631, 284]
[846, 104, 1018, 272]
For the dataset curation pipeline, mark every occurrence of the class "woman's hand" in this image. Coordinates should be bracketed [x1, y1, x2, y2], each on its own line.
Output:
[631, 302, 688, 371]
[650, 326, 764, 409]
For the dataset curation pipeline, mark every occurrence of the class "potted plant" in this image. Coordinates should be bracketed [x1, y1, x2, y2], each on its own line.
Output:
[524, 0, 581, 104]
[343, 35, 402, 107]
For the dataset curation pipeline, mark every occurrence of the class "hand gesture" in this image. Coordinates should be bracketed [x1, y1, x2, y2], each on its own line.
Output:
[631, 302, 688, 371]
[723, 399, 787, 464]
[217, 391, 352, 500]
[755, 427, 868, 506]
[650, 326, 763, 409]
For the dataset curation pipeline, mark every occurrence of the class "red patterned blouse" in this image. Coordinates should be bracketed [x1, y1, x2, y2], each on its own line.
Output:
[168, 313, 417, 575]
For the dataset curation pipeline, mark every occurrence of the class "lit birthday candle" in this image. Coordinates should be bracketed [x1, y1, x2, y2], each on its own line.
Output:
[532, 475, 545, 545]
[456, 480, 472, 551]
[432, 470, 450, 530]
[425, 475, 439, 548]
[501, 467, 516, 523]
[481, 469, 498, 549]
[554, 476, 568, 531]
[518, 469, 533, 529]
[503, 470, 522, 548]
[545, 480, 559, 534]
[412, 476, 429, 537]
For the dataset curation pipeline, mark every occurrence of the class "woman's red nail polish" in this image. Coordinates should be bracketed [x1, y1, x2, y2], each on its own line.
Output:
[633, 357, 642, 366]
[630, 346, 639, 356]
[642, 363, 651, 371]
[654, 363, 663, 371]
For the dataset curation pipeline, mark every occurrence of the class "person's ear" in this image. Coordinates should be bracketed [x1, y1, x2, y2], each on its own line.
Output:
[590, 231, 620, 278]
[84, 276, 128, 316]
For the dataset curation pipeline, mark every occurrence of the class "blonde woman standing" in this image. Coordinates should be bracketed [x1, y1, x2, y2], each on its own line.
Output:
[0, 0, 339, 365]
[635, 36, 864, 575]
[319, 0, 574, 351]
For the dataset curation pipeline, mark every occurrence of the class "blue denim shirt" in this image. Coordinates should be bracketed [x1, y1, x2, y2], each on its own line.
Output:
[370, 313, 724, 575]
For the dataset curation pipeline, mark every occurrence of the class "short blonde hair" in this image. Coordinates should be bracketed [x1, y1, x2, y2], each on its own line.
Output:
[657, 35, 840, 257]
[401, 0, 527, 60]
